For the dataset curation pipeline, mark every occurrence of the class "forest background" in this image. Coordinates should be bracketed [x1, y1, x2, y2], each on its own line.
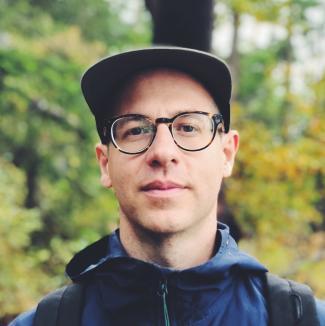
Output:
[0, 0, 324, 323]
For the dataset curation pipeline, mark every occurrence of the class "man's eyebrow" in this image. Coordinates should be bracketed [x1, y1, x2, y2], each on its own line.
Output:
[143, 109, 197, 120]
[130, 108, 219, 120]
[173, 109, 191, 115]
[132, 110, 190, 119]
[171, 107, 219, 115]
[170, 109, 206, 116]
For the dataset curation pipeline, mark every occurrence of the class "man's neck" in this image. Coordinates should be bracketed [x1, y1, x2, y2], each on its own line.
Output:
[119, 217, 218, 270]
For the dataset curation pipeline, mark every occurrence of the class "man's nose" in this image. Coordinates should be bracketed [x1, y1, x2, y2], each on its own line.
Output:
[144, 124, 180, 168]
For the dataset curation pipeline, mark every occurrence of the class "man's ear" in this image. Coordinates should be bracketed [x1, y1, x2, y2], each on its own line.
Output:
[222, 130, 239, 178]
[95, 143, 112, 188]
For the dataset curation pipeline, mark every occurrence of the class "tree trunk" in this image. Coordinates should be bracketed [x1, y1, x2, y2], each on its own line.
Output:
[228, 10, 240, 99]
[145, 0, 214, 52]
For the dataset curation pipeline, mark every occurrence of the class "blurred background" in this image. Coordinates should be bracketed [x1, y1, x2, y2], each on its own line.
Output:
[0, 0, 324, 323]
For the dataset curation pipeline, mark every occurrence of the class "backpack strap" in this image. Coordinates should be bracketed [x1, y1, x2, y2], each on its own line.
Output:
[266, 273, 320, 326]
[33, 283, 84, 326]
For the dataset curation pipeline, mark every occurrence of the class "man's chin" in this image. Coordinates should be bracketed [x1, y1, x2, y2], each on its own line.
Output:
[120, 204, 194, 235]
[137, 213, 190, 236]
[142, 196, 187, 212]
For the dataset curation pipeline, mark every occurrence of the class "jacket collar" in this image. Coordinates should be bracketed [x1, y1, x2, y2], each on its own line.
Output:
[66, 223, 267, 282]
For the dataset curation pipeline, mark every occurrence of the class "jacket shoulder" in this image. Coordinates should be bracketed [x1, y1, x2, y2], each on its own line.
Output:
[316, 299, 325, 326]
[8, 308, 36, 326]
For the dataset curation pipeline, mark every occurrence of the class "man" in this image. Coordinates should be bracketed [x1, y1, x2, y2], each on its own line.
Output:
[10, 47, 325, 325]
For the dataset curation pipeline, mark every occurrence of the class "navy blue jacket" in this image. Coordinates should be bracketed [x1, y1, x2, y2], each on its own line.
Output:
[10, 224, 325, 325]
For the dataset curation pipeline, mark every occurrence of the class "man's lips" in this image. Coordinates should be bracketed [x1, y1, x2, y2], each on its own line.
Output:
[140, 180, 187, 192]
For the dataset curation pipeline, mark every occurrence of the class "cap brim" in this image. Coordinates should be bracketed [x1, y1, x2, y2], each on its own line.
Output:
[81, 47, 232, 142]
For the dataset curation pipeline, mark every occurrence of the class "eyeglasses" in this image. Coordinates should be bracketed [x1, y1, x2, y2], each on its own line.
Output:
[103, 111, 224, 155]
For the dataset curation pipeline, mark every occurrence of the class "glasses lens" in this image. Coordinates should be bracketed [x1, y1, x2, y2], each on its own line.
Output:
[111, 116, 154, 153]
[172, 113, 214, 150]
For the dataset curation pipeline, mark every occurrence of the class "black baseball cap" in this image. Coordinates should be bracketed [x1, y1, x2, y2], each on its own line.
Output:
[81, 46, 232, 143]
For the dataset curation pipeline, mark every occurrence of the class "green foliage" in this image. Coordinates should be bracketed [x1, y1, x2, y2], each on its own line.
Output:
[219, 0, 325, 296]
[0, 158, 43, 314]
[29, 0, 151, 47]
[0, 0, 146, 319]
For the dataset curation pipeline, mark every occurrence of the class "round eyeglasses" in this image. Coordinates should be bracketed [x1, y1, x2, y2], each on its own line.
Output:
[103, 111, 225, 155]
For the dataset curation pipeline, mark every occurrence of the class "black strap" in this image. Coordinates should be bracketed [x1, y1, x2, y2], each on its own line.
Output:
[33, 283, 84, 326]
[34, 273, 320, 326]
[266, 273, 320, 326]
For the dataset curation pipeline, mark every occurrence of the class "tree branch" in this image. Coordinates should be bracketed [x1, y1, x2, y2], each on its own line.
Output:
[29, 99, 86, 139]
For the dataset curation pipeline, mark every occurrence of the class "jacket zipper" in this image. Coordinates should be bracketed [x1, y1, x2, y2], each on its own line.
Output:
[158, 279, 171, 326]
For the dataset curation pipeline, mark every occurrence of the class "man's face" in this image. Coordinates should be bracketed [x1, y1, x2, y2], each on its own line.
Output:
[97, 69, 239, 236]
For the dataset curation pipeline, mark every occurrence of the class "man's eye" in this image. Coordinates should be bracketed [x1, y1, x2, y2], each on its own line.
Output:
[181, 125, 195, 132]
[127, 127, 143, 136]
[176, 124, 199, 133]
[122, 125, 152, 138]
